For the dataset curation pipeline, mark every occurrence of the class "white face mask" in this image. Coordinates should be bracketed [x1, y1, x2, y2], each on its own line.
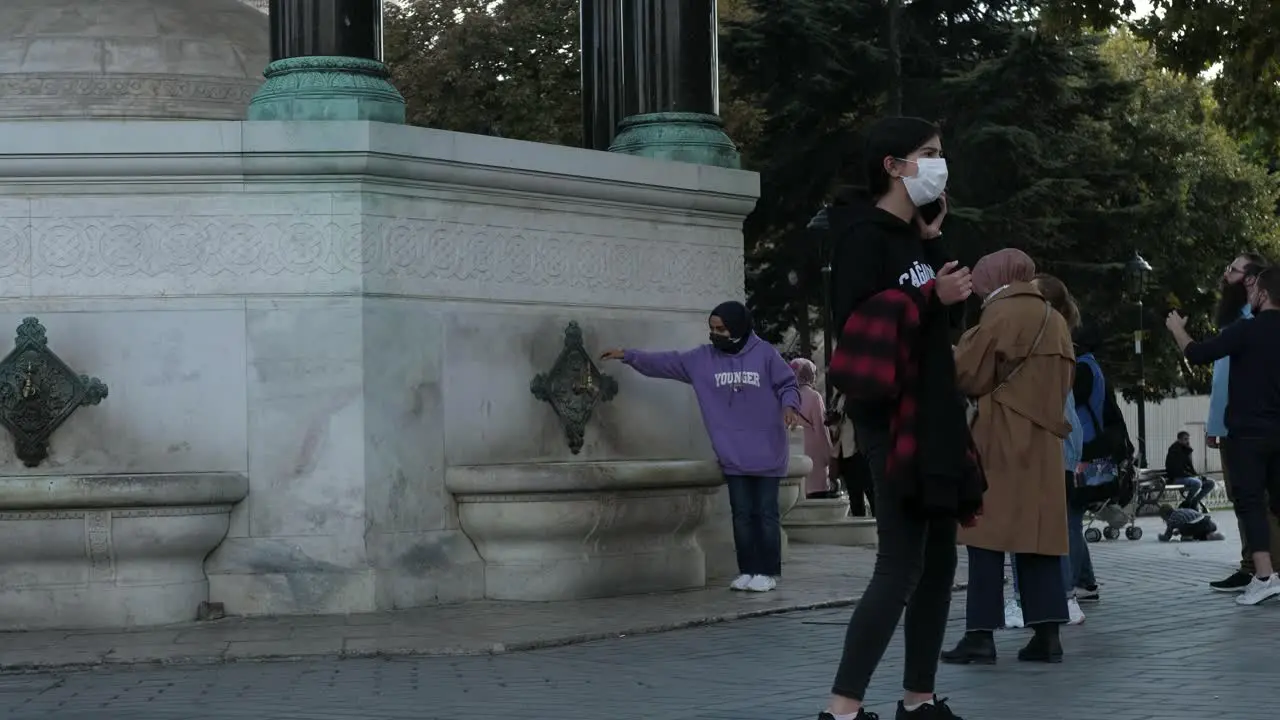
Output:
[898, 157, 948, 207]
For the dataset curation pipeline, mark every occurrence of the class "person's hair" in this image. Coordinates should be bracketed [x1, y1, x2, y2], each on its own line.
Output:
[1255, 266, 1280, 307]
[1159, 503, 1175, 520]
[1177, 431, 1190, 440]
[1239, 252, 1268, 274]
[861, 117, 941, 198]
[1031, 273, 1081, 330]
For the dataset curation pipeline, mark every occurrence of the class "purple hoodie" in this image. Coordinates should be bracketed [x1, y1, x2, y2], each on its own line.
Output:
[624, 334, 802, 477]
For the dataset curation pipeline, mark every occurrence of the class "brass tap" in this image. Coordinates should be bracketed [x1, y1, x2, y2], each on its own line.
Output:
[20, 362, 36, 399]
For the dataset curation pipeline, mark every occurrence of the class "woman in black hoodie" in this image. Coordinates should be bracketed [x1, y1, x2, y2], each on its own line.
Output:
[819, 118, 975, 720]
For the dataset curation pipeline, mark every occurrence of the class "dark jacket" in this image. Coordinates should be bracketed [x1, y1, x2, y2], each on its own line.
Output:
[1164, 442, 1197, 479]
[829, 285, 985, 525]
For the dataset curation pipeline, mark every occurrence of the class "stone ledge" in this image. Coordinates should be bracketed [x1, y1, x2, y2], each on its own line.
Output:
[0, 543, 971, 671]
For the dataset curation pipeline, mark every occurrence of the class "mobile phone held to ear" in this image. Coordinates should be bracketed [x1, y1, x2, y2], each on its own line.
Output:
[918, 199, 943, 226]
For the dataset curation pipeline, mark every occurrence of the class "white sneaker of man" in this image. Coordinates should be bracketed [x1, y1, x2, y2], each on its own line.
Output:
[1236, 573, 1280, 606]
[1067, 597, 1086, 625]
[1003, 598, 1024, 629]
[745, 575, 777, 592]
[730, 574, 752, 591]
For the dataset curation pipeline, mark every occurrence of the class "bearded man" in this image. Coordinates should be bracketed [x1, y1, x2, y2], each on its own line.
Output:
[1207, 253, 1276, 592]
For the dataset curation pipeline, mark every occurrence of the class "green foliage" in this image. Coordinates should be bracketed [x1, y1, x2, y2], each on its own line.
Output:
[384, 0, 581, 145]
[378, 0, 1280, 399]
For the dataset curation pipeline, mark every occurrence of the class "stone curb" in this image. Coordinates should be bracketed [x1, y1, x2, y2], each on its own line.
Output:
[0, 584, 970, 675]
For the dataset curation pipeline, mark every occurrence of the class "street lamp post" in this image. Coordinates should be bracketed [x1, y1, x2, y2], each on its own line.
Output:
[807, 206, 834, 402]
[1125, 251, 1154, 467]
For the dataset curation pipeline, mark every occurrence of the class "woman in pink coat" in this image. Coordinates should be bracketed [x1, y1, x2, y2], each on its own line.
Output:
[790, 358, 834, 497]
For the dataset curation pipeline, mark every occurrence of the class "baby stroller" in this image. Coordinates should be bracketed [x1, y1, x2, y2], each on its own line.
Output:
[1080, 458, 1143, 542]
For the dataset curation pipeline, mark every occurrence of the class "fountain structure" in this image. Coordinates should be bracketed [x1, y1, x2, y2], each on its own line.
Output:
[0, 0, 814, 628]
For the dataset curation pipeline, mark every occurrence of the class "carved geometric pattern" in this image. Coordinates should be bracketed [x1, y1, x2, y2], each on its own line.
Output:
[0, 76, 258, 121]
[0, 215, 744, 308]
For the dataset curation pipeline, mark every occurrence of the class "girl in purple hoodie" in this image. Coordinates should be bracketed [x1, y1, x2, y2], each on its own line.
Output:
[601, 301, 804, 593]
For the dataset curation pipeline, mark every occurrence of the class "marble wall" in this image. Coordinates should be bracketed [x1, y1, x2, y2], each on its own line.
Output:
[0, 120, 758, 615]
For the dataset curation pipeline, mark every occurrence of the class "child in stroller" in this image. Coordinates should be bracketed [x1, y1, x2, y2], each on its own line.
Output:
[1080, 458, 1142, 542]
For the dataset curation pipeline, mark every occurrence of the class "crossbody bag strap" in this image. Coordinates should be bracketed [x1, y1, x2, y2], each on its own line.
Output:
[992, 301, 1052, 396]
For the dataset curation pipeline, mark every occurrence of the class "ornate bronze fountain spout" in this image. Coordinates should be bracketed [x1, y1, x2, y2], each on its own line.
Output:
[0, 318, 109, 467]
[530, 322, 618, 454]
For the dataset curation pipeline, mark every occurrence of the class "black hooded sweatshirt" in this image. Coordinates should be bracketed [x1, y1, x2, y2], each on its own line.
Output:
[828, 203, 980, 518]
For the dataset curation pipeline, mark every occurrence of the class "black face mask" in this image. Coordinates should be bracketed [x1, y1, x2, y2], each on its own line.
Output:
[710, 334, 745, 354]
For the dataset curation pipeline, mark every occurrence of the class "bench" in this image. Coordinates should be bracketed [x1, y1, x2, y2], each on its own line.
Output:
[1134, 467, 1205, 516]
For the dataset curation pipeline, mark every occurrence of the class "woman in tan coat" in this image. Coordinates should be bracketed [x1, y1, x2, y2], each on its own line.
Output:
[940, 249, 1076, 666]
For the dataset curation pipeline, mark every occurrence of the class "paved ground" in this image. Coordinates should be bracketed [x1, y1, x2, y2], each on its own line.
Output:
[1, 515, 1267, 720]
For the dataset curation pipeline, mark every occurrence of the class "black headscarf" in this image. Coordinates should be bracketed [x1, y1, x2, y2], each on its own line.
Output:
[710, 301, 753, 354]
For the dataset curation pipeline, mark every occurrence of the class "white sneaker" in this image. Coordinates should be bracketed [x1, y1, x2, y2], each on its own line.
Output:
[1067, 597, 1086, 625]
[1236, 573, 1280, 606]
[1003, 599, 1024, 628]
[730, 574, 752, 591]
[746, 575, 777, 592]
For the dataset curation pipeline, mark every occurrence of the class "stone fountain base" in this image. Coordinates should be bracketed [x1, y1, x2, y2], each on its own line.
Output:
[447, 461, 723, 601]
[784, 497, 877, 547]
[0, 472, 248, 630]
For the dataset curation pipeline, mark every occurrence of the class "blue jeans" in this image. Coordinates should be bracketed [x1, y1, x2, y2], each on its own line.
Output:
[1009, 500, 1094, 595]
[725, 476, 782, 576]
[1009, 554, 1072, 598]
[1066, 501, 1096, 588]
[1173, 475, 1216, 508]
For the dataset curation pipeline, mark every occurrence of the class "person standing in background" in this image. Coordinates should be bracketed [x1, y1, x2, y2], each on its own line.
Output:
[791, 358, 834, 498]
[943, 249, 1074, 665]
[1169, 266, 1280, 606]
[1204, 254, 1278, 593]
[828, 392, 875, 515]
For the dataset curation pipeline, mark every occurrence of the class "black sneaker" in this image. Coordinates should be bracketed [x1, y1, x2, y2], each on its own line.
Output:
[818, 711, 879, 720]
[1210, 571, 1252, 593]
[897, 697, 963, 719]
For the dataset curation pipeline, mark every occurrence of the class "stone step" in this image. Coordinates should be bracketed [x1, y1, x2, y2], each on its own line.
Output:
[783, 498, 877, 547]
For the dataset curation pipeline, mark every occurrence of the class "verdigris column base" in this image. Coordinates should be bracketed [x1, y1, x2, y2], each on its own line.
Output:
[608, 112, 741, 169]
[248, 56, 406, 124]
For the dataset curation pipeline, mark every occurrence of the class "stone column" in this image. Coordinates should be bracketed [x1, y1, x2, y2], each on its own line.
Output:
[248, 0, 405, 123]
[581, 0, 626, 151]
[607, 0, 739, 168]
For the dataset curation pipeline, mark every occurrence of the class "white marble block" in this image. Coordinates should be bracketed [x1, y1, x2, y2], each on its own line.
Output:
[0, 120, 759, 619]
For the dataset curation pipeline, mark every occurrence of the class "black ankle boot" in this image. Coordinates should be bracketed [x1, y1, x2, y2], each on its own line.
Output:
[940, 630, 996, 665]
[1017, 624, 1063, 663]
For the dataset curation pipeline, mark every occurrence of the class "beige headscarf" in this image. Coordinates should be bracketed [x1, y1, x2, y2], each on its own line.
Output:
[972, 248, 1037, 299]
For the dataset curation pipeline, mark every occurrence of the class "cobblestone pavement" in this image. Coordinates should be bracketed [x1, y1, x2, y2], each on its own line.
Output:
[1, 516, 1268, 720]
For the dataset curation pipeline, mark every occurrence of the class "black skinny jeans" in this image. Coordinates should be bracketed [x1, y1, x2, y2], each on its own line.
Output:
[831, 420, 958, 701]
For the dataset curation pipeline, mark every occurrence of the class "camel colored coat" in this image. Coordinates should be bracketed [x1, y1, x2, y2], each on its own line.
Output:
[954, 283, 1075, 556]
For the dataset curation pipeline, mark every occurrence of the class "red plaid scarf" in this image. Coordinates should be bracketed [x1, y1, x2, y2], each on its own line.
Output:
[828, 283, 984, 526]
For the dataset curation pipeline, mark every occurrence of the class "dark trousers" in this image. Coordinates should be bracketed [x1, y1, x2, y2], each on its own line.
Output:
[1184, 517, 1218, 540]
[725, 476, 782, 576]
[831, 420, 957, 701]
[1221, 438, 1280, 572]
[838, 452, 876, 516]
[1221, 435, 1280, 560]
[968, 547, 1066, 630]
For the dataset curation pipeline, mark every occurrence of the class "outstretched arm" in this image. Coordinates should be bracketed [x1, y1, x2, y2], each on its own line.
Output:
[616, 349, 693, 384]
[1171, 311, 1246, 365]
